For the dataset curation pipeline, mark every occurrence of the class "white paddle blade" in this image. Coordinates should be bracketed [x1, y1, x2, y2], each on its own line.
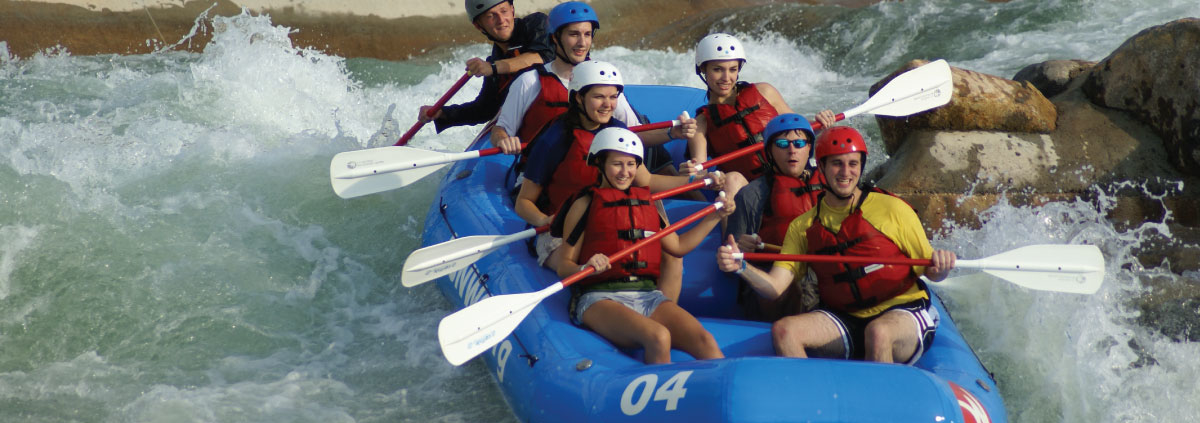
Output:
[330, 146, 450, 198]
[330, 146, 448, 179]
[331, 162, 445, 198]
[961, 244, 1105, 294]
[402, 236, 504, 287]
[439, 283, 564, 366]
[402, 229, 538, 287]
[848, 59, 953, 119]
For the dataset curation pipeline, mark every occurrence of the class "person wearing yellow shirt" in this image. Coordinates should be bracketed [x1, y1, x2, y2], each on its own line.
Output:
[716, 126, 956, 364]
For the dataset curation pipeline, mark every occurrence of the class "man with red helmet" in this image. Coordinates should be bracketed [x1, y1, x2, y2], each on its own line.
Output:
[716, 126, 957, 364]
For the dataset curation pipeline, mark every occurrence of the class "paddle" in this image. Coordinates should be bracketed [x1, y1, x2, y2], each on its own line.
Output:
[330, 118, 688, 199]
[439, 200, 725, 365]
[402, 178, 714, 287]
[697, 59, 953, 171]
[734, 243, 1105, 295]
[395, 73, 472, 146]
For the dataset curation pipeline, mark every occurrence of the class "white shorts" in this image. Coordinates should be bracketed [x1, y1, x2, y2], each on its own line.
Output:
[535, 231, 562, 267]
[572, 290, 669, 325]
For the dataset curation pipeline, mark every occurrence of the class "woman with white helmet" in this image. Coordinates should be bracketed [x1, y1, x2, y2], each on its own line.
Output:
[514, 60, 635, 238]
[684, 34, 836, 219]
[515, 61, 711, 302]
[555, 127, 730, 364]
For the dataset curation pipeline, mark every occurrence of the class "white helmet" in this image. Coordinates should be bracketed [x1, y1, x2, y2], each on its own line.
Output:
[694, 33, 747, 72]
[587, 127, 644, 166]
[465, 0, 508, 22]
[568, 60, 624, 93]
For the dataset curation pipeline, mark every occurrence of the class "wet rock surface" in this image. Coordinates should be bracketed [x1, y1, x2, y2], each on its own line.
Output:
[869, 21, 1200, 272]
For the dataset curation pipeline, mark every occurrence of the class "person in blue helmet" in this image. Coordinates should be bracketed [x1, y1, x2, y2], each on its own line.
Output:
[724, 111, 834, 320]
[718, 125, 957, 364]
[416, 0, 555, 132]
[491, 1, 690, 175]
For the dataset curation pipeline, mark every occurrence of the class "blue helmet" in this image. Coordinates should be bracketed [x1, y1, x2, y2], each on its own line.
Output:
[763, 113, 815, 144]
[549, 1, 599, 33]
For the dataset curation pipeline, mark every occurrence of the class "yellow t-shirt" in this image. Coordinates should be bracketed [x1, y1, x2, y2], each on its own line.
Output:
[776, 191, 933, 318]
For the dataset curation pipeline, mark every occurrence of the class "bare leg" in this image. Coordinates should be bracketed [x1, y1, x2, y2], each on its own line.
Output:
[863, 309, 919, 363]
[581, 300, 673, 364]
[650, 301, 724, 360]
[772, 311, 845, 358]
[657, 254, 683, 302]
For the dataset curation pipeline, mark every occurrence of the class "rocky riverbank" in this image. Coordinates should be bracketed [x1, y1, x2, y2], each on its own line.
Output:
[2, 0, 852, 59]
[872, 18, 1200, 272]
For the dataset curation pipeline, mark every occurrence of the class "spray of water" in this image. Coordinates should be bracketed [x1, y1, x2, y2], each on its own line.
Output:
[1, 2, 1197, 421]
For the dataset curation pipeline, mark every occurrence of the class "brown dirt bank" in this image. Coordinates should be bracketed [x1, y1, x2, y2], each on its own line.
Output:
[1, 0, 889, 59]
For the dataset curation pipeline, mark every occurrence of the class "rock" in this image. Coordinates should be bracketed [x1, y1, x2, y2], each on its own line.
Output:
[873, 60, 1058, 155]
[1082, 18, 1200, 178]
[871, 71, 1200, 248]
[873, 130, 1070, 194]
[1012, 59, 1096, 98]
[870, 65, 1144, 198]
[1134, 270, 1200, 343]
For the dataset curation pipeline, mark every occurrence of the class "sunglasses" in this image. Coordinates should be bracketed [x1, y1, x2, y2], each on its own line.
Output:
[771, 138, 809, 149]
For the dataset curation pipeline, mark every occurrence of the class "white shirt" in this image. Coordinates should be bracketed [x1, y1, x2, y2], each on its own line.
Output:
[495, 61, 639, 138]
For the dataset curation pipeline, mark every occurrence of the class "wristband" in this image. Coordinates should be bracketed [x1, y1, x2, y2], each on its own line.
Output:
[490, 62, 499, 76]
[579, 264, 588, 272]
[687, 174, 696, 184]
[734, 259, 747, 275]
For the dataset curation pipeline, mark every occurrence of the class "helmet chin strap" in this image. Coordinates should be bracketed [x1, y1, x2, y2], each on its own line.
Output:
[552, 30, 592, 66]
[478, 25, 506, 44]
[554, 43, 585, 66]
[822, 180, 856, 201]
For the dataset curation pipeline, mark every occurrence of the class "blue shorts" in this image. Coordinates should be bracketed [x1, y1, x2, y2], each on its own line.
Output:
[815, 298, 940, 365]
[571, 290, 669, 325]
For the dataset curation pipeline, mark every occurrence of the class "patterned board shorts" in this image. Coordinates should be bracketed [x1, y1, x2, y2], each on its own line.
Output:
[815, 298, 940, 365]
[571, 290, 669, 326]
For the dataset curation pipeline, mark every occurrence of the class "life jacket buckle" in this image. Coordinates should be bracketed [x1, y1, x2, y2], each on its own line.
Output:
[621, 261, 649, 270]
[617, 229, 654, 240]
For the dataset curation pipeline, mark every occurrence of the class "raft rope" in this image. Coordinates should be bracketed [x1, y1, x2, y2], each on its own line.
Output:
[438, 197, 540, 367]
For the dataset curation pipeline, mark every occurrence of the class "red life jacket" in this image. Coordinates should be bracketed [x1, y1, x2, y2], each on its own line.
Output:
[575, 186, 662, 285]
[696, 82, 778, 180]
[544, 128, 600, 216]
[804, 189, 920, 313]
[758, 170, 825, 246]
[517, 65, 570, 152]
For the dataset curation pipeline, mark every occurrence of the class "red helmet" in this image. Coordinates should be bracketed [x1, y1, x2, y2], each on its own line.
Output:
[815, 126, 868, 162]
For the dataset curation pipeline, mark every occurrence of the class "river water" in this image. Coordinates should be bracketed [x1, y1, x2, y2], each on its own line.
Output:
[0, 0, 1197, 421]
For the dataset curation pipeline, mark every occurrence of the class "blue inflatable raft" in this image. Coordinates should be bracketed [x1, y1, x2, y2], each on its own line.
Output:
[419, 85, 1007, 422]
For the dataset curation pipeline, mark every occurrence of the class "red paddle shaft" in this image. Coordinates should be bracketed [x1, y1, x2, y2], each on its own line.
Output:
[395, 72, 473, 146]
[700, 113, 844, 169]
[740, 252, 929, 266]
[560, 203, 721, 288]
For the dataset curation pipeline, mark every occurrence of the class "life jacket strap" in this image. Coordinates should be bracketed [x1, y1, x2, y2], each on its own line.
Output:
[603, 198, 652, 207]
[617, 229, 656, 240]
[814, 237, 865, 256]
